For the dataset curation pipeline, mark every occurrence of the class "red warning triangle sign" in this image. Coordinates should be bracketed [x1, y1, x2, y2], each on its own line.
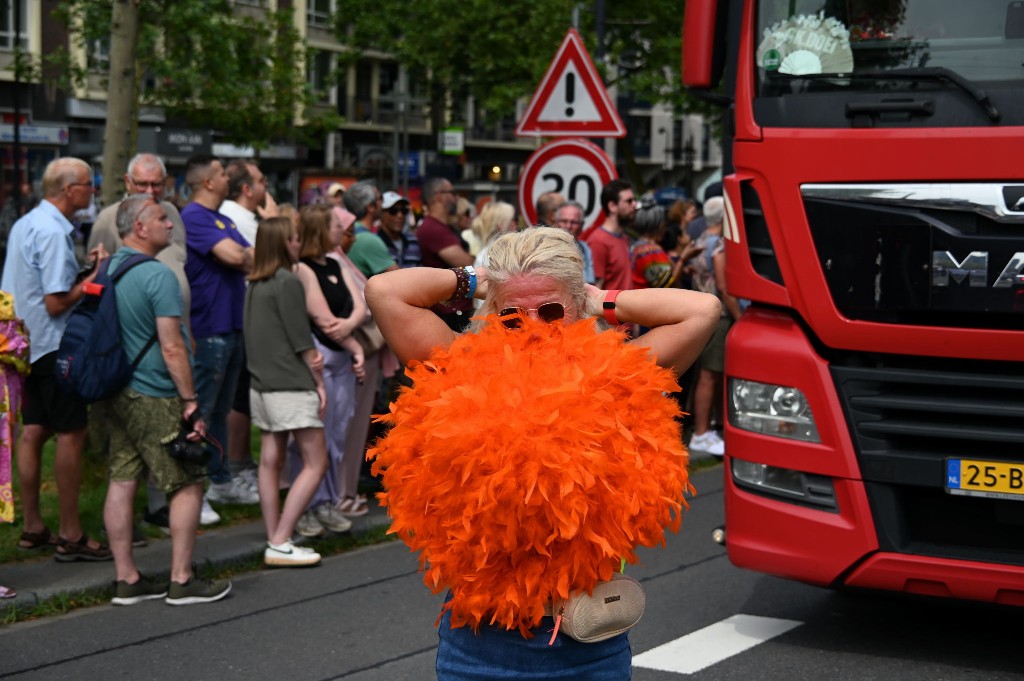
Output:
[515, 28, 626, 138]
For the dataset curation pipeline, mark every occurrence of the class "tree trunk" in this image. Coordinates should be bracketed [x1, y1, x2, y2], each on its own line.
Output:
[100, 0, 141, 207]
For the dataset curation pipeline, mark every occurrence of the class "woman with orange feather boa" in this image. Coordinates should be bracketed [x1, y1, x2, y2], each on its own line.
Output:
[365, 227, 721, 679]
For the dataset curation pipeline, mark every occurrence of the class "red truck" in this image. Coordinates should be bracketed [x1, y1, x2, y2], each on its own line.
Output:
[683, 0, 1024, 605]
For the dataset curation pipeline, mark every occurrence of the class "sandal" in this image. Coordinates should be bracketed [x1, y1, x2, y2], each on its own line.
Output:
[18, 526, 58, 551]
[54, 535, 113, 563]
[336, 496, 368, 517]
[0, 585, 16, 599]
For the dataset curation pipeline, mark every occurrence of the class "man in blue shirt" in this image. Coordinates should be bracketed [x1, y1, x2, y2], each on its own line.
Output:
[0, 157, 112, 561]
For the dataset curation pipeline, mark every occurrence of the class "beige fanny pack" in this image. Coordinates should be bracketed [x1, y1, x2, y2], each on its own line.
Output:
[546, 573, 646, 644]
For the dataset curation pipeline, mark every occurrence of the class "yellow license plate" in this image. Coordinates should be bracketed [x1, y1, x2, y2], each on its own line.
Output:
[946, 459, 1024, 500]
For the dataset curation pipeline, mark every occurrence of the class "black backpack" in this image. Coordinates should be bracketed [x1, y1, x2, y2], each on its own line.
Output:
[55, 253, 158, 402]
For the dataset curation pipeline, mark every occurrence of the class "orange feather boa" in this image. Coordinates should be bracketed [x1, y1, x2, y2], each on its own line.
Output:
[367, 315, 694, 637]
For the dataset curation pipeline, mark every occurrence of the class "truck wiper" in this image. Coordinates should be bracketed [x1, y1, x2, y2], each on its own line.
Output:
[851, 67, 1000, 123]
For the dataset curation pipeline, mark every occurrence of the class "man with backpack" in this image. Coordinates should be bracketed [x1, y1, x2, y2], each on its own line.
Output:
[0, 157, 112, 561]
[102, 193, 231, 605]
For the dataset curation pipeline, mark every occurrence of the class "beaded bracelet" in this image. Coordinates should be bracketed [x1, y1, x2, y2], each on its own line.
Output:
[449, 267, 471, 301]
[447, 266, 478, 302]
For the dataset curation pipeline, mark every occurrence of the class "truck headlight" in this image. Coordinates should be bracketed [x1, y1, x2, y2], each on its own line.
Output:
[728, 378, 820, 443]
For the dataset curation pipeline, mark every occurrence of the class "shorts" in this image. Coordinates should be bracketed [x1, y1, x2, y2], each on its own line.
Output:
[22, 352, 88, 432]
[699, 316, 732, 374]
[106, 389, 206, 494]
[250, 389, 323, 433]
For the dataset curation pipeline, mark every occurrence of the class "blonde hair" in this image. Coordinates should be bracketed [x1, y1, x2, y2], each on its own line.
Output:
[477, 227, 598, 320]
[448, 196, 475, 229]
[249, 217, 295, 282]
[471, 201, 515, 246]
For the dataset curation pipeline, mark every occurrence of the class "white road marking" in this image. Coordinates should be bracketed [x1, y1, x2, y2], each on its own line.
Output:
[633, 614, 803, 675]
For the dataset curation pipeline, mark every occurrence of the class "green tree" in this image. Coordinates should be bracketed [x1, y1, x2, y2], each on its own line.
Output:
[335, 0, 703, 134]
[38, 1, 336, 205]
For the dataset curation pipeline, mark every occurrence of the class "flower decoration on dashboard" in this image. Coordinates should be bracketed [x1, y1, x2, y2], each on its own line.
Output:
[757, 11, 854, 75]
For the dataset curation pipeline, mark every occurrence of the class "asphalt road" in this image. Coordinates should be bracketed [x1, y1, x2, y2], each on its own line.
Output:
[1, 466, 1022, 680]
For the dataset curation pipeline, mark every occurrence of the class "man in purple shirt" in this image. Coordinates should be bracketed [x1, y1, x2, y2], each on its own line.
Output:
[181, 155, 257, 515]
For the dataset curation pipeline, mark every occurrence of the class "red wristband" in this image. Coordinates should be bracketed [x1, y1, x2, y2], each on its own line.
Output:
[602, 290, 622, 326]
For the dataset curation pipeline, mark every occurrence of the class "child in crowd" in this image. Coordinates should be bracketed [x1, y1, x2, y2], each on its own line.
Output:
[244, 217, 329, 567]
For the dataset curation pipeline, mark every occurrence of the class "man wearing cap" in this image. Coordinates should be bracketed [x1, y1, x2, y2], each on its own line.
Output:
[377, 191, 420, 269]
[327, 183, 346, 208]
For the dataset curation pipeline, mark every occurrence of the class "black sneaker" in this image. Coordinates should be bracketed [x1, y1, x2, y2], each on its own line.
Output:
[165, 577, 232, 606]
[112, 575, 169, 606]
[143, 506, 171, 536]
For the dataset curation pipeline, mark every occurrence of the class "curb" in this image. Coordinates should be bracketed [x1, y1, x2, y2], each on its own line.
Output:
[1, 506, 393, 618]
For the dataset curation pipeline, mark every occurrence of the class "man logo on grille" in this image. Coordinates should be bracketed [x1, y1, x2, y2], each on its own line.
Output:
[932, 250, 1024, 288]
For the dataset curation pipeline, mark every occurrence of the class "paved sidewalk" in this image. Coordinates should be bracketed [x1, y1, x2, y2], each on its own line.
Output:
[1, 503, 392, 615]
[3, 449, 720, 616]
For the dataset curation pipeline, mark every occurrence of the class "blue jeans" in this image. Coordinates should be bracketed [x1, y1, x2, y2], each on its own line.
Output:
[193, 332, 244, 484]
[436, 601, 632, 680]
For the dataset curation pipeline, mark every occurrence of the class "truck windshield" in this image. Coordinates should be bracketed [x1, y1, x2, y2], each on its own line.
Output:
[754, 0, 1024, 126]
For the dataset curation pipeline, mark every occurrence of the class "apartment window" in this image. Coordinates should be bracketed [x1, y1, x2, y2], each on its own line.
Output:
[0, 0, 28, 51]
[379, 61, 398, 97]
[308, 49, 333, 103]
[88, 37, 110, 71]
[307, 0, 333, 28]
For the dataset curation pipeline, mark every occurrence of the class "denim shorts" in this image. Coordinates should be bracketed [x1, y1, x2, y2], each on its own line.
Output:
[435, 601, 632, 680]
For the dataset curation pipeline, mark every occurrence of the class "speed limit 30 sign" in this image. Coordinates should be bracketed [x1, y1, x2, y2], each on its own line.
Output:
[518, 138, 618, 232]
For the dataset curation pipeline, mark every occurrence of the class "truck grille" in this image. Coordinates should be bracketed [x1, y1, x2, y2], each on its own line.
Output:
[802, 183, 1024, 330]
[831, 356, 1024, 565]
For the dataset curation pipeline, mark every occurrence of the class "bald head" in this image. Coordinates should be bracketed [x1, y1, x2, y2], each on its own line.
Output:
[42, 157, 91, 199]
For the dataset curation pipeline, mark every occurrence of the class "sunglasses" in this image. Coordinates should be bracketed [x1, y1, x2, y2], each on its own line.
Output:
[499, 302, 565, 329]
[388, 206, 409, 215]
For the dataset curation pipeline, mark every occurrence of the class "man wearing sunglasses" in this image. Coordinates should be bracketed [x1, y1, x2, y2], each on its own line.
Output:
[377, 191, 421, 269]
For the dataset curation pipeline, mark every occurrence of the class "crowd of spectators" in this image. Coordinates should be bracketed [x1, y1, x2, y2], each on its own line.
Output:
[0, 153, 732, 602]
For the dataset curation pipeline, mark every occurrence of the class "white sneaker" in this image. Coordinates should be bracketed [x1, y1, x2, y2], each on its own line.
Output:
[689, 430, 725, 457]
[236, 467, 259, 494]
[295, 510, 326, 538]
[205, 477, 259, 505]
[313, 502, 353, 533]
[265, 540, 321, 567]
[199, 498, 221, 526]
